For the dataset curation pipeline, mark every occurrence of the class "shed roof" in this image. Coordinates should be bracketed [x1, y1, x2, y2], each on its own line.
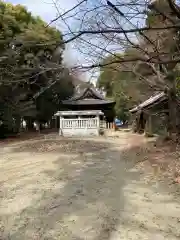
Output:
[130, 92, 167, 113]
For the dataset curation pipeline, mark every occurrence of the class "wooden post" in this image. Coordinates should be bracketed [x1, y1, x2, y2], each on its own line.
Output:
[59, 116, 62, 136]
[145, 113, 153, 137]
[148, 115, 152, 135]
[97, 115, 100, 135]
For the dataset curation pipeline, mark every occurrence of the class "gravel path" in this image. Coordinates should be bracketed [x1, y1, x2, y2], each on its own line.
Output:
[0, 133, 180, 239]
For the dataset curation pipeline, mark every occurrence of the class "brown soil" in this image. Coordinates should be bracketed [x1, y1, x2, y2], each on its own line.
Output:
[0, 132, 180, 240]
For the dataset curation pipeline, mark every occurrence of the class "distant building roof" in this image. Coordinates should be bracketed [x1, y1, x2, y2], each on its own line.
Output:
[63, 87, 115, 106]
[130, 92, 167, 113]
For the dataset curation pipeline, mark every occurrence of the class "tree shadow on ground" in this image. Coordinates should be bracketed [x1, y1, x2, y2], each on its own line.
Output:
[1, 137, 180, 239]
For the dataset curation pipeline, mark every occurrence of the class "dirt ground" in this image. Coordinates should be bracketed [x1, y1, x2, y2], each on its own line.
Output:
[1, 132, 180, 240]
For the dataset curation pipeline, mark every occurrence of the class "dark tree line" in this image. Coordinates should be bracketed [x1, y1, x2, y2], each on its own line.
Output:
[0, 1, 83, 137]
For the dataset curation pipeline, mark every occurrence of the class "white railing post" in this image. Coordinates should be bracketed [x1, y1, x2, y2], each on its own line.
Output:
[59, 116, 63, 135]
[97, 115, 100, 133]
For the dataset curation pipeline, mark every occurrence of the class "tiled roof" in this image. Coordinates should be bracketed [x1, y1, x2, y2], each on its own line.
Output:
[63, 87, 115, 105]
[68, 87, 105, 101]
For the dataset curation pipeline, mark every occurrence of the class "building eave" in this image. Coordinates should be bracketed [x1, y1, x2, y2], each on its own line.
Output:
[62, 99, 115, 106]
[130, 92, 167, 113]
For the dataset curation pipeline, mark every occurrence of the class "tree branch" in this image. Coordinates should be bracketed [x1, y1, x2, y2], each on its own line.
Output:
[46, 0, 87, 27]
[63, 25, 180, 44]
[167, 0, 180, 19]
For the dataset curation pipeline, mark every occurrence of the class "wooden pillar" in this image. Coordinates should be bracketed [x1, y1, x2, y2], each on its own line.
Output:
[97, 115, 100, 135]
[145, 113, 153, 137]
[59, 116, 62, 136]
[148, 114, 152, 134]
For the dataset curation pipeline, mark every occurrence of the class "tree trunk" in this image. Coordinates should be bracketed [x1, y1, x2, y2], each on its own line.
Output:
[167, 91, 177, 139]
[14, 116, 21, 133]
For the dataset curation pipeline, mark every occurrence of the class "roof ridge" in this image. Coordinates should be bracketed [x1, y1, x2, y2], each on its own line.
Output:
[68, 87, 106, 101]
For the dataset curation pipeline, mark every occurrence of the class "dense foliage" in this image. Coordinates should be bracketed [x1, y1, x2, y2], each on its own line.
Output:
[97, 53, 153, 122]
[0, 1, 75, 137]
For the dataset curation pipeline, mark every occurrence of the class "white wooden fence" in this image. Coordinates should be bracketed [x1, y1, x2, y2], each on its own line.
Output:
[61, 119, 114, 130]
[61, 118, 98, 129]
[100, 121, 114, 129]
[60, 117, 100, 136]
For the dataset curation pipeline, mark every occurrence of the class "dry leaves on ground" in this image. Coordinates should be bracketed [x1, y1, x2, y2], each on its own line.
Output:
[134, 140, 180, 184]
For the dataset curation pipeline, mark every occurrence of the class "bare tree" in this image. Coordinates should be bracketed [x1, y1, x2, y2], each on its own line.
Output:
[47, 0, 180, 69]
[45, 0, 180, 135]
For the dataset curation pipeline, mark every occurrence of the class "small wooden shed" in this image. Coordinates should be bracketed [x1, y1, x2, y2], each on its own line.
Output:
[130, 92, 168, 135]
